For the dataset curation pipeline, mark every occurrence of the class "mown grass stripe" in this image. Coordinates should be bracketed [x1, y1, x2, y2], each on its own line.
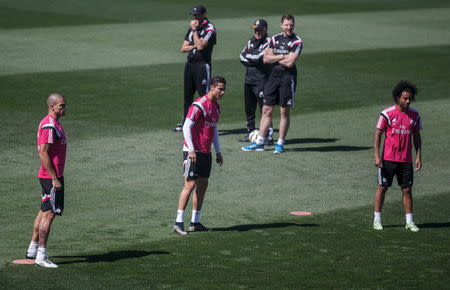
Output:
[1, 8, 449, 76]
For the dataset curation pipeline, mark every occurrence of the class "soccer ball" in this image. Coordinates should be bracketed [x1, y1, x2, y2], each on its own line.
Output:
[249, 129, 259, 142]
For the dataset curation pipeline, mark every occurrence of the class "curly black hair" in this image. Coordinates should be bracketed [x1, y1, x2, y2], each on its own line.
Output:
[392, 80, 418, 103]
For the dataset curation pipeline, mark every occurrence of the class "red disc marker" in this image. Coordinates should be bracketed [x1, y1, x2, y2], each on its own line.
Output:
[12, 259, 35, 265]
[290, 211, 312, 216]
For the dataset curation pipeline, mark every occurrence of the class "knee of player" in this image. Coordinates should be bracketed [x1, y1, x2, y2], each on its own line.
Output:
[262, 106, 273, 116]
[377, 185, 388, 193]
[280, 109, 290, 117]
[183, 179, 197, 190]
[197, 177, 209, 186]
[42, 210, 55, 220]
[401, 187, 412, 195]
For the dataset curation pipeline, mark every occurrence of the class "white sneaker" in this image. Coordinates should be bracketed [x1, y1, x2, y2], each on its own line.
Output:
[173, 222, 188, 236]
[35, 256, 58, 268]
[25, 251, 36, 259]
[373, 221, 383, 230]
[405, 223, 420, 232]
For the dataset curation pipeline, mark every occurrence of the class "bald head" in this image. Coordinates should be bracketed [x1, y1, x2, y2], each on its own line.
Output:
[47, 93, 65, 106]
[47, 93, 66, 119]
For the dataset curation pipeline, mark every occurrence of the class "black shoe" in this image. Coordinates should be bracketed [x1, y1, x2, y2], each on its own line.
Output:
[239, 135, 250, 142]
[189, 222, 210, 232]
[172, 124, 182, 132]
[264, 138, 274, 146]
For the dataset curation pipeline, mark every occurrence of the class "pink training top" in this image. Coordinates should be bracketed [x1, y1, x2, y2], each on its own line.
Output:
[184, 95, 220, 153]
[376, 105, 421, 163]
[37, 114, 67, 178]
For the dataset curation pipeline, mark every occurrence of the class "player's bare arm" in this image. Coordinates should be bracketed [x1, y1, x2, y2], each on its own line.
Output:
[413, 132, 422, 171]
[39, 143, 61, 189]
[374, 129, 383, 167]
[279, 52, 299, 68]
[263, 48, 284, 64]
[181, 40, 194, 52]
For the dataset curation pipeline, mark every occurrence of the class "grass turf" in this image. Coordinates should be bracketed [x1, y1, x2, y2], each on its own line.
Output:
[2, 192, 449, 288]
[1, 0, 449, 288]
[2, 97, 450, 287]
[2, 0, 449, 28]
[2, 7, 450, 76]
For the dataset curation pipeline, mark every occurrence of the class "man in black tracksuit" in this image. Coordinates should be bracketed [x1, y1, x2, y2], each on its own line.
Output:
[241, 14, 303, 154]
[239, 19, 273, 143]
[173, 5, 216, 132]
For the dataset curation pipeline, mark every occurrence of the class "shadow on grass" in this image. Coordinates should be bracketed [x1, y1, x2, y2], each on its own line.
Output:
[287, 145, 371, 152]
[384, 222, 450, 229]
[286, 138, 339, 145]
[212, 222, 318, 232]
[219, 128, 280, 136]
[54, 250, 169, 265]
[219, 128, 248, 136]
[419, 222, 450, 228]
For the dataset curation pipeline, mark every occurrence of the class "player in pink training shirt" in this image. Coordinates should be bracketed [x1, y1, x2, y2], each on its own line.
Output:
[373, 81, 422, 232]
[25, 93, 67, 268]
[173, 76, 226, 235]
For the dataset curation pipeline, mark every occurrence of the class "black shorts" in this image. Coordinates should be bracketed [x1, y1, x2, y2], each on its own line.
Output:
[39, 177, 64, 215]
[182, 151, 212, 180]
[377, 160, 413, 188]
[263, 73, 296, 107]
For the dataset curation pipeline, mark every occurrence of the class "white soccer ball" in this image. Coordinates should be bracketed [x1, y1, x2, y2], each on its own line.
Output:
[249, 129, 259, 142]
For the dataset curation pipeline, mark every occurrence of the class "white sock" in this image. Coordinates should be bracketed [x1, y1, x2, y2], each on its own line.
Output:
[176, 209, 184, 223]
[374, 212, 382, 222]
[277, 139, 285, 145]
[191, 210, 201, 223]
[27, 241, 38, 254]
[256, 135, 265, 145]
[406, 213, 413, 224]
[36, 247, 47, 259]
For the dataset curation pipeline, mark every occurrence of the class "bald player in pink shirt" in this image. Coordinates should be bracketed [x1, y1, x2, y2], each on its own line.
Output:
[173, 76, 226, 235]
[373, 81, 422, 232]
[25, 93, 67, 268]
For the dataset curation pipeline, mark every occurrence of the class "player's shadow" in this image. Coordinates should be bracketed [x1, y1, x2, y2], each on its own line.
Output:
[384, 222, 450, 229]
[419, 222, 450, 228]
[219, 128, 279, 136]
[287, 145, 371, 152]
[54, 250, 169, 265]
[218, 128, 248, 136]
[286, 138, 339, 145]
[212, 222, 318, 232]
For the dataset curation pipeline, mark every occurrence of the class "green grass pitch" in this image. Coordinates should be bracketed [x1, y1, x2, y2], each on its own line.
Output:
[1, 0, 449, 288]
